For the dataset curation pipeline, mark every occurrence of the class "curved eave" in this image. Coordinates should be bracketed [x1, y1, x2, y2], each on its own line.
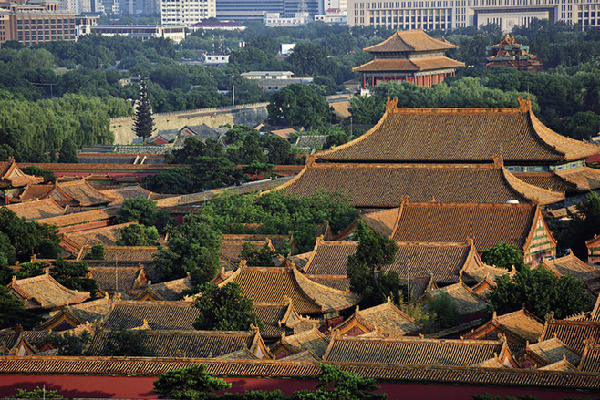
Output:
[353, 57, 464, 73]
[502, 168, 564, 206]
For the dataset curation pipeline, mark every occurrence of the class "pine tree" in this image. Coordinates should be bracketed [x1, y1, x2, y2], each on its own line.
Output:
[133, 79, 154, 143]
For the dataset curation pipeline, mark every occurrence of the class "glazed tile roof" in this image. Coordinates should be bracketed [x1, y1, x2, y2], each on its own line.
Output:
[214, 348, 259, 360]
[37, 208, 118, 228]
[62, 222, 134, 250]
[1, 356, 599, 389]
[578, 341, 600, 373]
[38, 296, 113, 331]
[538, 359, 577, 371]
[276, 162, 563, 206]
[15, 184, 54, 202]
[87, 330, 260, 358]
[353, 57, 464, 72]
[337, 301, 421, 337]
[294, 135, 328, 151]
[280, 350, 319, 361]
[324, 336, 504, 366]
[527, 338, 582, 366]
[221, 239, 272, 265]
[4, 199, 64, 221]
[274, 327, 331, 358]
[100, 186, 158, 206]
[462, 310, 543, 343]
[149, 276, 193, 301]
[0, 159, 43, 188]
[555, 167, 600, 191]
[427, 282, 489, 315]
[541, 251, 600, 283]
[0, 331, 51, 354]
[540, 320, 600, 354]
[100, 301, 200, 330]
[303, 239, 479, 284]
[220, 266, 360, 315]
[305, 276, 350, 292]
[78, 246, 159, 263]
[362, 208, 400, 238]
[254, 304, 293, 339]
[512, 172, 577, 194]
[318, 97, 598, 163]
[8, 273, 90, 310]
[363, 29, 456, 53]
[55, 180, 113, 207]
[88, 266, 144, 293]
[391, 202, 542, 252]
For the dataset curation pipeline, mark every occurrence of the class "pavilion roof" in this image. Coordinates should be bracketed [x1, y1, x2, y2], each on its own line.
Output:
[353, 56, 464, 72]
[0, 159, 43, 188]
[541, 251, 600, 283]
[219, 264, 360, 315]
[335, 301, 421, 337]
[276, 161, 564, 207]
[462, 309, 543, 343]
[8, 273, 90, 310]
[512, 172, 577, 194]
[363, 29, 456, 53]
[317, 97, 599, 164]
[390, 201, 546, 253]
[526, 338, 582, 366]
[37, 208, 118, 228]
[272, 327, 331, 359]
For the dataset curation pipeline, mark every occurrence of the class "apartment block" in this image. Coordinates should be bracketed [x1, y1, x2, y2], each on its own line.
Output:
[160, 0, 215, 26]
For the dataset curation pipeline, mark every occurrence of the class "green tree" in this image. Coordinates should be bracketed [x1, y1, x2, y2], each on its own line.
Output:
[489, 266, 593, 319]
[323, 132, 349, 150]
[51, 258, 99, 296]
[13, 387, 63, 399]
[142, 168, 196, 194]
[191, 156, 244, 190]
[153, 214, 222, 285]
[84, 244, 106, 260]
[0, 285, 41, 329]
[0, 208, 60, 262]
[267, 84, 334, 129]
[21, 166, 56, 183]
[558, 192, 600, 259]
[132, 78, 155, 143]
[240, 242, 276, 268]
[295, 364, 386, 400]
[117, 223, 159, 246]
[481, 242, 526, 271]
[429, 292, 460, 330]
[116, 196, 173, 233]
[58, 138, 79, 163]
[193, 282, 264, 331]
[347, 221, 401, 306]
[153, 365, 231, 400]
[48, 331, 91, 356]
[100, 327, 155, 356]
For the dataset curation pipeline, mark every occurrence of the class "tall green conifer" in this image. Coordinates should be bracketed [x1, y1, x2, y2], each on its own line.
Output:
[133, 78, 154, 143]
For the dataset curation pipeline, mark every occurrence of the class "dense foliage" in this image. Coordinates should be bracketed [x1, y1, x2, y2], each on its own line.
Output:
[481, 242, 526, 271]
[489, 266, 593, 319]
[133, 79, 155, 142]
[555, 192, 600, 260]
[116, 196, 174, 233]
[267, 84, 335, 129]
[193, 282, 264, 331]
[117, 223, 159, 246]
[0, 285, 41, 330]
[347, 221, 403, 307]
[153, 365, 231, 400]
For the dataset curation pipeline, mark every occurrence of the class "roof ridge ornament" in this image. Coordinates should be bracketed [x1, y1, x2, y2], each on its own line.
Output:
[386, 97, 399, 113]
[517, 96, 532, 113]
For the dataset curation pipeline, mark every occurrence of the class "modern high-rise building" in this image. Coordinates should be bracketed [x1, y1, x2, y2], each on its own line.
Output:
[215, 0, 284, 20]
[346, 0, 600, 33]
[161, 0, 215, 26]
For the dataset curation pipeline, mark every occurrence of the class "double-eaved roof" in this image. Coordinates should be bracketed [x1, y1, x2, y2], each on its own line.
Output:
[318, 97, 598, 164]
[277, 161, 564, 207]
[363, 29, 457, 54]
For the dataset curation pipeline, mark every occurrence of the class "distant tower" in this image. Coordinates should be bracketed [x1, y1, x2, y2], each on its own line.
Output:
[298, 0, 307, 13]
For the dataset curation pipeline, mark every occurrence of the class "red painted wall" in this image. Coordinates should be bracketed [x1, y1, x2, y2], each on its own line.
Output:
[0, 374, 595, 400]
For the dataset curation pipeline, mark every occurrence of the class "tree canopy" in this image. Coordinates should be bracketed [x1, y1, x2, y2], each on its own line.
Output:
[193, 282, 264, 331]
[132, 78, 155, 142]
[267, 84, 334, 129]
[116, 196, 173, 233]
[153, 365, 231, 400]
[481, 242, 526, 271]
[555, 191, 600, 260]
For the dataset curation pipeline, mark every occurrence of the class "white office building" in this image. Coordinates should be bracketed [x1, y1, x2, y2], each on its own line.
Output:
[347, 0, 600, 33]
[161, 0, 215, 26]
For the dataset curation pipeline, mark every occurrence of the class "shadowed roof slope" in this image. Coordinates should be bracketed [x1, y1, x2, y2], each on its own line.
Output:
[318, 97, 598, 163]
[462, 309, 543, 343]
[541, 251, 600, 283]
[336, 301, 421, 336]
[276, 161, 563, 207]
[540, 320, 600, 354]
[100, 301, 200, 330]
[4, 199, 64, 221]
[363, 29, 456, 53]
[324, 335, 505, 366]
[354, 57, 464, 73]
[8, 273, 90, 310]
[391, 202, 542, 252]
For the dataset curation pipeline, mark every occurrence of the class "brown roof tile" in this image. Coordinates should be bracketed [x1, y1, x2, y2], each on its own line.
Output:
[578, 340, 600, 373]
[0, 159, 43, 188]
[324, 335, 505, 366]
[354, 57, 464, 72]
[463, 310, 543, 343]
[149, 276, 193, 301]
[15, 184, 54, 202]
[254, 304, 293, 340]
[336, 301, 421, 337]
[8, 273, 90, 310]
[427, 282, 489, 315]
[4, 199, 64, 221]
[277, 162, 562, 207]
[362, 208, 400, 238]
[55, 180, 113, 207]
[89, 266, 145, 293]
[37, 208, 118, 228]
[87, 330, 263, 358]
[363, 29, 457, 53]
[541, 320, 600, 354]
[513, 172, 577, 194]
[78, 245, 158, 263]
[555, 167, 600, 192]
[391, 202, 543, 252]
[0, 356, 599, 389]
[62, 222, 135, 250]
[526, 338, 582, 366]
[100, 301, 200, 330]
[37, 296, 113, 331]
[541, 252, 600, 283]
[318, 98, 598, 163]
[273, 327, 331, 358]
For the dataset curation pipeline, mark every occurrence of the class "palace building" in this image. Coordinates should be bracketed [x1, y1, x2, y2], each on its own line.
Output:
[486, 35, 543, 73]
[354, 29, 464, 89]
